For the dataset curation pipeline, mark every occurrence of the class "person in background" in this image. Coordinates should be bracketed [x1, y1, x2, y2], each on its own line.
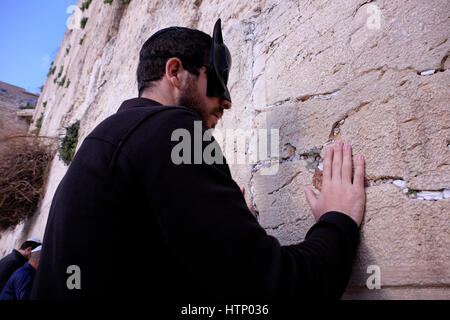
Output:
[0, 238, 41, 293]
[0, 245, 42, 300]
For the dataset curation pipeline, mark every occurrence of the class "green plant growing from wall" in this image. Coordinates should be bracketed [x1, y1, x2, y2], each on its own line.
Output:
[59, 120, 80, 165]
[32, 112, 44, 136]
[80, 34, 86, 45]
[407, 189, 419, 196]
[66, 45, 71, 55]
[80, 17, 88, 29]
[103, 0, 131, 7]
[58, 75, 66, 87]
[49, 66, 56, 75]
[19, 103, 36, 110]
[19, 105, 35, 110]
[66, 79, 71, 88]
[81, 0, 92, 11]
[43, 101, 47, 109]
[57, 65, 64, 78]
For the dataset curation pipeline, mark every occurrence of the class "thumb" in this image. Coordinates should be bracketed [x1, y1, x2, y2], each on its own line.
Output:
[304, 187, 317, 208]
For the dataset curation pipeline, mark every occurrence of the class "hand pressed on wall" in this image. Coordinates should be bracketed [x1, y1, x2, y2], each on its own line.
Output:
[304, 140, 366, 227]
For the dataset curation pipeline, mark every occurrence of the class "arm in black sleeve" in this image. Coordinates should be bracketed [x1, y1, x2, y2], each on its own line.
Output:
[280, 211, 359, 299]
[129, 108, 359, 300]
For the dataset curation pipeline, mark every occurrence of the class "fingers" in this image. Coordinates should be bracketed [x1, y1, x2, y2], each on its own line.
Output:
[332, 140, 343, 181]
[322, 146, 333, 184]
[304, 187, 317, 208]
[342, 143, 353, 184]
[353, 154, 365, 188]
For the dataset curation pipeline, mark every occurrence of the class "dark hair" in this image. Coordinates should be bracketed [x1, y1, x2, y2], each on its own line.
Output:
[137, 27, 211, 96]
[19, 240, 41, 250]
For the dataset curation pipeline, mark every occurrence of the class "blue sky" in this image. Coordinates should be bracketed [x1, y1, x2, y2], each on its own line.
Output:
[0, 0, 77, 94]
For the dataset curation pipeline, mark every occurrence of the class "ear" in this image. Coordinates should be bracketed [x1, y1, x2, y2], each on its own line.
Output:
[24, 247, 32, 258]
[165, 57, 184, 90]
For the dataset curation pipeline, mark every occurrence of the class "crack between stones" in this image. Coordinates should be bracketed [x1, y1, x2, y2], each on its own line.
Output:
[252, 151, 449, 200]
[357, 62, 450, 78]
[387, 178, 450, 201]
[250, 167, 448, 230]
[348, 174, 449, 201]
[246, 17, 259, 216]
[352, 0, 375, 17]
[254, 89, 342, 114]
[267, 171, 301, 195]
[265, 221, 284, 231]
[252, 55, 448, 115]
[328, 101, 371, 139]
[264, 216, 309, 231]
[249, 163, 260, 216]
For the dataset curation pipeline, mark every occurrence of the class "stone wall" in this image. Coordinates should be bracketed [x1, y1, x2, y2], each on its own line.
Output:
[1, 0, 448, 299]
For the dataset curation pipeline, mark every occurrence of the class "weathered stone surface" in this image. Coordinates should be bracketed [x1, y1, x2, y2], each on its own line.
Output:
[342, 70, 450, 190]
[250, 0, 449, 108]
[253, 164, 450, 288]
[351, 183, 449, 287]
[253, 160, 316, 242]
[1, 0, 449, 299]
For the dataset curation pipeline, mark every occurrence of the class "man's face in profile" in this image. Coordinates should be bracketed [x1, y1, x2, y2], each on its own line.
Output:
[178, 66, 231, 129]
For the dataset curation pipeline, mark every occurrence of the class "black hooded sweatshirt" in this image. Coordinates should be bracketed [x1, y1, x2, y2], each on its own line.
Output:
[31, 98, 359, 301]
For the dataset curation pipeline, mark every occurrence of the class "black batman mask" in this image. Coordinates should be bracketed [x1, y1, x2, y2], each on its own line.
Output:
[206, 19, 232, 102]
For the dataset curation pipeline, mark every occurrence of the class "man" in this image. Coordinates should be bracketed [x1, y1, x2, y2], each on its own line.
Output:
[0, 238, 41, 293]
[0, 245, 41, 300]
[32, 20, 365, 300]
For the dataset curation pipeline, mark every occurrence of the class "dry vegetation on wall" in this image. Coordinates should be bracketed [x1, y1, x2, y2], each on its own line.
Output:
[0, 136, 55, 231]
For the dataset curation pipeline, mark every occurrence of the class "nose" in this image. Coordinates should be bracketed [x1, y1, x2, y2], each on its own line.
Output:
[221, 99, 232, 110]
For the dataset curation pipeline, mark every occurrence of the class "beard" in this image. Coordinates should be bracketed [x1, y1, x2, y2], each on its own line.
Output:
[177, 76, 214, 128]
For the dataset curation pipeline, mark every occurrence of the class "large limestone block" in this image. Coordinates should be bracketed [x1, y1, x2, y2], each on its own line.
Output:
[252, 101, 336, 155]
[351, 183, 449, 287]
[251, 0, 449, 108]
[252, 160, 317, 243]
[341, 70, 450, 189]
